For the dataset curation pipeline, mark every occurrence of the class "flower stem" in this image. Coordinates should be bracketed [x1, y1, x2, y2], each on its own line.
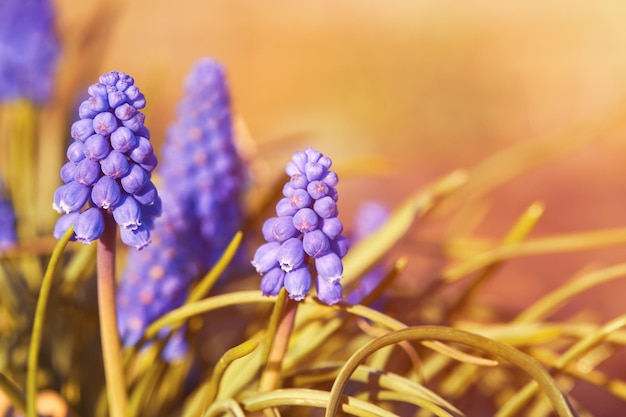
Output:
[97, 214, 127, 417]
[26, 226, 74, 417]
[258, 294, 298, 392]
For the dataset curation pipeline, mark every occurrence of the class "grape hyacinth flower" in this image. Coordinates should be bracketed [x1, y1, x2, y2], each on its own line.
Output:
[252, 147, 348, 305]
[0, 178, 17, 250]
[52, 71, 159, 249]
[116, 58, 245, 359]
[0, 0, 60, 103]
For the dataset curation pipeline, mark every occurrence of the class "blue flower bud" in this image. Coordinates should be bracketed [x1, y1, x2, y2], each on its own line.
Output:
[122, 112, 145, 132]
[112, 195, 142, 230]
[83, 134, 111, 160]
[60, 162, 77, 183]
[313, 196, 338, 218]
[100, 150, 130, 178]
[278, 238, 305, 272]
[303, 229, 330, 258]
[330, 234, 349, 258]
[262, 216, 297, 242]
[71, 119, 95, 142]
[129, 135, 153, 163]
[284, 266, 312, 301]
[74, 158, 101, 186]
[320, 217, 343, 240]
[321, 171, 338, 187]
[100, 72, 119, 86]
[307, 180, 329, 199]
[114, 103, 136, 121]
[66, 141, 85, 162]
[91, 176, 122, 209]
[108, 90, 127, 109]
[119, 223, 151, 250]
[133, 181, 157, 206]
[110, 126, 138, 152]
[275, 197, 297, 217]
[74, 207, 105, 244]
[139, 153, 158, 173]
[120, 163, 149, 194]
[315, 252, 343, 283]
[88, 83, 108, 100]
[125, 85, 140, 100]
[52, 212, 78, 240]
[252, 241, 280, 274]
[315, 275, 342, 305]
[293, 207, 318, 233]
[291, 151, 307, 172]
[260, 267, 286, 296]
[288, 189, 312, 209]
[289, 173, 308, 189]
[305, 161, 326, 181]
[53, 181, 90, 214]
[93, 112, 118, 136]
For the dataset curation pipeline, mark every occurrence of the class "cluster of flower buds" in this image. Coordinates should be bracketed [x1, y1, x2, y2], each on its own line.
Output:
[252, 147, 348, 305]
[52, 71, 159, 249]
[116, 59, 245, 360]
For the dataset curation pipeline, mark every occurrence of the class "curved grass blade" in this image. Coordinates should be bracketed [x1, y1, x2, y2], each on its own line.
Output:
[325, 326, 576, 417]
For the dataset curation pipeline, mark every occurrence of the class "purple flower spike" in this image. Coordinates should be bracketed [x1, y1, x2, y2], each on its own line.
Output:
[0, 0, 60, 103]
[116, 58, 246, 361]
[53, 71, 159, 246]
[252, 147, 348, 304]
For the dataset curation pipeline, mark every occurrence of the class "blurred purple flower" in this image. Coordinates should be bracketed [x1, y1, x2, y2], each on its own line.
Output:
[252, 147, 349, 305]
[0, 0, 60, 103]
[0, 179, 17, 250]
[52, 71, 159, 247]
[116, 58, 245, 360]
[345, 201, 390, 305]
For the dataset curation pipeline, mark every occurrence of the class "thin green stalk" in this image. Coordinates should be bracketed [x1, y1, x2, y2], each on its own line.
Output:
[26, 226, 74, 417]
[97, 214, 127, 417]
